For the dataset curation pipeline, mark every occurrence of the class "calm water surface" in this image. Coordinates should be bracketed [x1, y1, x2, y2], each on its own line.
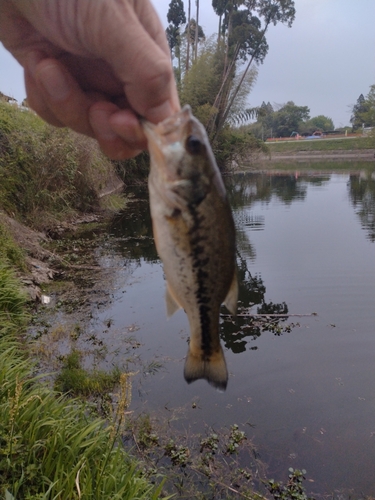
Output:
[90, 170, 374, 495]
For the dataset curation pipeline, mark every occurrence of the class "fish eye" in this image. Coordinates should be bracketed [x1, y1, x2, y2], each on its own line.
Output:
[186, 135, 203, 155]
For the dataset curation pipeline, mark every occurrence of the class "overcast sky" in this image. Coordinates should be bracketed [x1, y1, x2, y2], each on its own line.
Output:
[1, 0, 374, 128]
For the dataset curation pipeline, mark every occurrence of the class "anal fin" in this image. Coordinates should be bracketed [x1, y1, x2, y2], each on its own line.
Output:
[165, 283, 182, 317]
[223, 269, 238, 316]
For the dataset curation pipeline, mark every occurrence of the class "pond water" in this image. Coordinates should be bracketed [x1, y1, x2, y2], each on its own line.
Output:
[43, 167, 375, 496]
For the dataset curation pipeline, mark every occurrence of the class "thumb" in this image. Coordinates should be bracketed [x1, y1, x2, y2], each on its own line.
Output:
[93, 0, 180, 123]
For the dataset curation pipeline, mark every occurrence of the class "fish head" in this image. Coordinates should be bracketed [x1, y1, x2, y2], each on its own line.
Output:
[143, 105, 224, 208]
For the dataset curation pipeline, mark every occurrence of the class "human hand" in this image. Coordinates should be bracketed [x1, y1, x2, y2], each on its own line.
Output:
[0, 0, 180, 159]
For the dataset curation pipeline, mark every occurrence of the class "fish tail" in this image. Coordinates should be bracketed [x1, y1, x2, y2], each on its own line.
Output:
[184, 346, 228, 391]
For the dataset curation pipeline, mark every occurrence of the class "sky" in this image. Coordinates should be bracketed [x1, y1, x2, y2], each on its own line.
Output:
[1, 0, 374, 129]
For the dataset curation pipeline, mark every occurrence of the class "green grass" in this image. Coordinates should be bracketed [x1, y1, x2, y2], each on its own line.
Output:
[0, 221, 27, 271]
[259, 160, 375, 172]
[267, 135, 375, 153]
[0, 260, 165, 499]
[55, 349, 121, 396]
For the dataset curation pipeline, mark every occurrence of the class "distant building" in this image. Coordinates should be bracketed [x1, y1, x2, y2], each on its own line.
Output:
[0, 91, 17, 103]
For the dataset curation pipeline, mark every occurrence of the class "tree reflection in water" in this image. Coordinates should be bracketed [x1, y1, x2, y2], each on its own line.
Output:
[110, 172, 356, 355]
[348, 171, 375, 242]
[220, 172, 331, 354]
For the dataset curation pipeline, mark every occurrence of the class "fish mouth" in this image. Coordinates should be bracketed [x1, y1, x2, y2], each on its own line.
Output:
[142, 105, 193, 149]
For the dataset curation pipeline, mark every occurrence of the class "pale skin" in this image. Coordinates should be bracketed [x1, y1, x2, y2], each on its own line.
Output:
[0, 0, 180, 159]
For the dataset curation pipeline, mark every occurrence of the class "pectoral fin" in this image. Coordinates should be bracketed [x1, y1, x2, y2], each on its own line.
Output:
[165, 283, 182, 317]
[223, 269, 238, 316]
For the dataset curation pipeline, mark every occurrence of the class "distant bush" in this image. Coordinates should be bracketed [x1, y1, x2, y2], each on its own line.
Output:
[214, 127, 269, 170]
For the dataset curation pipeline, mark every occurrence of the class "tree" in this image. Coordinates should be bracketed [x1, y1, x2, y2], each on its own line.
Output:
[254, 101, 275, 138]
[363, 84, 375, 127]
[194, 0, 200, 61]
[166, 0, 186, 83]
[350, 93, 369, 130]
[180, 36, 226, 122]
[185, 18, 206, 54]
[300, 115, 334, 134]
[186, 0, 191, 72]
[212, 0, 227, 43]
[351, 85, 375, 129]
[167, 0, 186, 27]
[208, 0, 295, 138]
[272, 101, 310, 137]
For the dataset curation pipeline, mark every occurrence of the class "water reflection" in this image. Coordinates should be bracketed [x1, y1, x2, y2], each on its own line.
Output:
[41, 168, 375, 496]
[347, 171, 375, 242]
[108, 169, 375, 362]
[108, 178, 296, 356]
[110, 190, 158, 262]
[225, 172, 331, 209]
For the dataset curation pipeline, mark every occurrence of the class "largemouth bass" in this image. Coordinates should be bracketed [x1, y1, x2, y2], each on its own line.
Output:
[143, 105, 237, 391]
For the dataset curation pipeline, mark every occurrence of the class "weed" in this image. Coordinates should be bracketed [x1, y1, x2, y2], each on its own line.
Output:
[54, 349, 121, 396]
[137, 414, 160, 449]
[265, 468, 314, 500]
[164, 440, 190, 467]
[226, 424, 247, 454]
[0, 261, 28, 333]
[126, 413, 264, 498]
[0, 222, 27, 271]
[200, 432, 219, 454]
[100, 193, 128, 212]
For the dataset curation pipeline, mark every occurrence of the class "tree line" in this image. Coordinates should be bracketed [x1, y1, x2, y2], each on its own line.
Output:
[247, 101, 335, 139]
[248, 83, 375, 139]
[165, 0, 296, 147]
[165, 1, 375, 145]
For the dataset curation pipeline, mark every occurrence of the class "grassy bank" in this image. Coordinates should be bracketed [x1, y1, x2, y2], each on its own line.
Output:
[252, 160, 375, 172]
[0, 258, 165, 499]
[0, 101, 128, 230]
[267, 135, 375, 153]
[0, 99, 163, 496]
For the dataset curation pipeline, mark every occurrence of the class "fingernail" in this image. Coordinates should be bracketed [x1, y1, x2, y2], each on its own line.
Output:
[38, 63, 70, 101]
[90, 109, 118, 141]
[145, 100, 173, 124]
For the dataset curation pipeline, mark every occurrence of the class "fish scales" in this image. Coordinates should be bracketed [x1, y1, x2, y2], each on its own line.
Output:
[143, 105, 238, 390]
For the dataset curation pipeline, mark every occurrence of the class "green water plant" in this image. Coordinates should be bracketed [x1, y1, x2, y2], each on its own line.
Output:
[266, 468, 314, 500]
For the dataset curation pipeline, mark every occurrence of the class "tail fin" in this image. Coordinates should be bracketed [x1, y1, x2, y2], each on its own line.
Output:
[184, 347, 228, 391]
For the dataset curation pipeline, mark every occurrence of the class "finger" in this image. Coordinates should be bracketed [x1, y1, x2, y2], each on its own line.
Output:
[89, 102, 143, 160]
[92, 1, 180, 123]
[108, 109, 147, 148]
[32, 57, 96, 137]
[24, 51, 64, 127]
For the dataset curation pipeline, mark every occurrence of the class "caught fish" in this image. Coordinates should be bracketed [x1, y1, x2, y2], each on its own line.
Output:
[143, 105, 237, 391]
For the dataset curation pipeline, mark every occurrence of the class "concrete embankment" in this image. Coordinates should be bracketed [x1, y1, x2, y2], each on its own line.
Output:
[261, 149, 375, 162]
